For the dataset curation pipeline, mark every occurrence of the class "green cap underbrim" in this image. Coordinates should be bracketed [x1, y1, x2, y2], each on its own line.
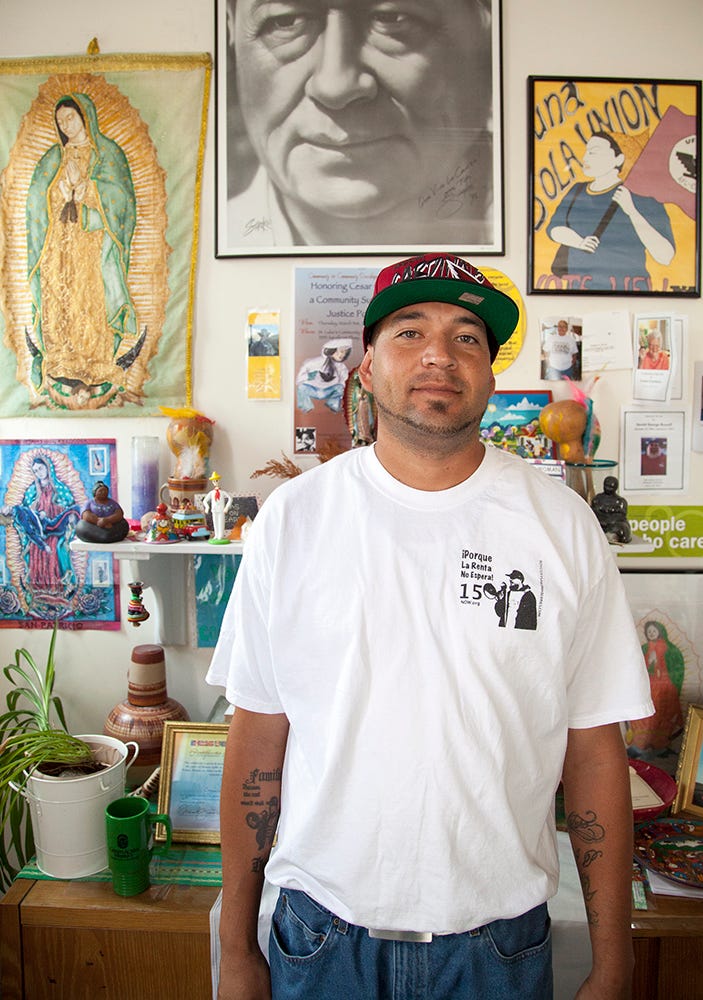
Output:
[363, 278, 519, 348]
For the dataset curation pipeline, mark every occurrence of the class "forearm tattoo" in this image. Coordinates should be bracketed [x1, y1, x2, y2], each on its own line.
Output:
[241, 766, 282, 873]
[567, 810, 605, 926]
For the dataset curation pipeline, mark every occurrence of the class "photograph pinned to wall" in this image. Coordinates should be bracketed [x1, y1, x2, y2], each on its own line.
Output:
[294, 268, 376, 455]
[0, 439, 121, 628]
[198, 492, 260, 540]
[633, 314, 674, 402]
[480, 391, 556, 459]
[0, 50, 210, 416]
[528, 77, 700, 296]
[246, 309, 280, 400]
[621, 407, 686, 491]
[622, 573, 703, 775]
[215, 0, 505, 256]
[539, 316, 583, 380]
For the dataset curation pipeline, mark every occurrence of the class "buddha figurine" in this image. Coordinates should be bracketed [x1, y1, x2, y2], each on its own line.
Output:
[591, 476, 632, 544]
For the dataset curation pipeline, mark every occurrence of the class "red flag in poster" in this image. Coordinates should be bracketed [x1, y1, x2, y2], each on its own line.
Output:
[625, 106, 697, 219]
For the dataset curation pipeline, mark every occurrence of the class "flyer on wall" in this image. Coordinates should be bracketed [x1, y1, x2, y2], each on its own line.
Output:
[621, 407, 686, 491]
[293, 268, 376, 455]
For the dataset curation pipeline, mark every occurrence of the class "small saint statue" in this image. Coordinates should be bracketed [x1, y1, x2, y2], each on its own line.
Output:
[591, 476, 632, 544]
[75, 481, 129, 543]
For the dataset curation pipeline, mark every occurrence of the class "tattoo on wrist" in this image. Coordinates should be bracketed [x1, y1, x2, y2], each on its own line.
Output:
[567, 810, 605, 843]
[583, 848, 603, 867]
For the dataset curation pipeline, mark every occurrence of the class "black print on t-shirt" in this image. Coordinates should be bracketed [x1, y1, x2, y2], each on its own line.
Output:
[458, 549, 539, 631]
[483, 570, 537, 630]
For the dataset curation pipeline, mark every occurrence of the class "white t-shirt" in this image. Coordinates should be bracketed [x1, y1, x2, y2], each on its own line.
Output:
[207, 445, 653, 934]
[544, 330, 579, 371]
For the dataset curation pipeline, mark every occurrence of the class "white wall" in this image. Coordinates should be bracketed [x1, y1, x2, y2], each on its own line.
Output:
[0, 0, 701, 736]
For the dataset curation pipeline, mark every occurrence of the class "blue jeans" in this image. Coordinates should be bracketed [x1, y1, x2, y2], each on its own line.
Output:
[269, 888, 553, 1000]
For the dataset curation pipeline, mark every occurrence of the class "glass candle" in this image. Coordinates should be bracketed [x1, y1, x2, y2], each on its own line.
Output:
[131, 436, 160, 521]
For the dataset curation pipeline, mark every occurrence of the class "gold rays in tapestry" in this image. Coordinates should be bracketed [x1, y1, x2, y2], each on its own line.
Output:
[0, 72, 170, 410]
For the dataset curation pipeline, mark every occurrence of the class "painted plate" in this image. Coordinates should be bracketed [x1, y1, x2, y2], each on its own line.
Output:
[634, 817, 703, 887]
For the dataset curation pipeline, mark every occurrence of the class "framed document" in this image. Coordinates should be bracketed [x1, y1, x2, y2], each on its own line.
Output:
[157, 722, 229, 844]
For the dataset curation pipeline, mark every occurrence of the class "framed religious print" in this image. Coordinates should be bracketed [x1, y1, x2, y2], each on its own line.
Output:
[528, 77, 701, 297]
[0, 439, 122, 628]
[215, 0, 506, 256]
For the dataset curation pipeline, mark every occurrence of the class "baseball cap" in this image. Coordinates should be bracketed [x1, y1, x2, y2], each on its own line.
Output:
[362, 253, 519, 359]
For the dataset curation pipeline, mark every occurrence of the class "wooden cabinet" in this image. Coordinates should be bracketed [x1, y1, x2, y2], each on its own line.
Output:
[2, 876, 703, 999]
[0, 879, 220, 999]
[632, 894, 703, 1000]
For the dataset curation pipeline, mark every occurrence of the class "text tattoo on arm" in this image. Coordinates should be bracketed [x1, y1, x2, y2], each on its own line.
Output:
[241, 766, 282, 873]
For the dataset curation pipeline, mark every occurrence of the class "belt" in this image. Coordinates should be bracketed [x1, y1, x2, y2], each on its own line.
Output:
[368, 928, 433, 943]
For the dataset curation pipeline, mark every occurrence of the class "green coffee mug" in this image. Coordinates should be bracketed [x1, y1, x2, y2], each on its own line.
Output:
[105, 796, 172, 896]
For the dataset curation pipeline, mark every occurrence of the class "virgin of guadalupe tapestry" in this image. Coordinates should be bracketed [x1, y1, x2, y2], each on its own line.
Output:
[0, 439, 121, 628]
[0, 49, 210, 414]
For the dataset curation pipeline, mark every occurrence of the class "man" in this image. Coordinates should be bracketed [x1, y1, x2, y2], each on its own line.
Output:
[208, 253, 653, 999]
[224, 0, 496, 249]
[547, 132, 674, 291]
[542, 318, 581, 380]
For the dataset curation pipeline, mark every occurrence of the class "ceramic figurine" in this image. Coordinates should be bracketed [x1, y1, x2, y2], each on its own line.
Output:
[591, 476, 632, 544]
[144, 503, 180, 544]
[75, 481, 129, 543]
[127, 581, 150, 626]
[202, 471, 232, 544]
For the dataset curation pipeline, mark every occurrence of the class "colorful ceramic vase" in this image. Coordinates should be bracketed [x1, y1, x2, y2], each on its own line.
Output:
[103, 644, 189, 767]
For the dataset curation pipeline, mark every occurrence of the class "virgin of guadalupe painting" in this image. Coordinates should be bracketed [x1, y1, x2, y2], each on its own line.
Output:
[0, 53, 210, 415]
[0, 440, 121, 627]
[2, 76, 168, 410]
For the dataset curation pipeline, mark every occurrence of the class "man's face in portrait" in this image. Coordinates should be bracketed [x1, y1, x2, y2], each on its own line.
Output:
[231, 0, 492, 228]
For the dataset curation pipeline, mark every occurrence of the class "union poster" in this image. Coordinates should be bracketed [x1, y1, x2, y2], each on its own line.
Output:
[529, 77, 700, 296]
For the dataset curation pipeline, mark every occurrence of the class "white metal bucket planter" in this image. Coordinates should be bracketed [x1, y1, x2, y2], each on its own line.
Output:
[12, 734, 138, 879]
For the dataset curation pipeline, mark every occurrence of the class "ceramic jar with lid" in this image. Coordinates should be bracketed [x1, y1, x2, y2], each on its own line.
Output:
[103, 644, 189, 767]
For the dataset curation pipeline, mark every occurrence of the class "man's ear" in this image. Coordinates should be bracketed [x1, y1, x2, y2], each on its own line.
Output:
[358, 348, 373, 393]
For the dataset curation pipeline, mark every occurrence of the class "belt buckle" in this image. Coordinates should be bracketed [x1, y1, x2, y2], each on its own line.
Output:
[368, 928, 433, 943]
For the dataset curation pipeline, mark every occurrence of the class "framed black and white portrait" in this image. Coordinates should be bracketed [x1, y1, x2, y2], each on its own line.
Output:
[215, 0, 505, 257]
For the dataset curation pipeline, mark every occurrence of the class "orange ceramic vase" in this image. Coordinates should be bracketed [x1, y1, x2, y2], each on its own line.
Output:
[103, 644, 189, 767]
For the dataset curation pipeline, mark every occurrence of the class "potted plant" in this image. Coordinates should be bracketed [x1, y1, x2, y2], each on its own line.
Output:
[0, 626, 136, 889]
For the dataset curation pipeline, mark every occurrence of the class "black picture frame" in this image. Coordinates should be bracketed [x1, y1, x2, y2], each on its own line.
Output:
[215, 0, 505, 257]
[528, 76, 701, 297]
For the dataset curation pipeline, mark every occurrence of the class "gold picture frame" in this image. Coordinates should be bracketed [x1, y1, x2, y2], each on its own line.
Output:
[156, 721, 229, 844]
[672, 704, 703, 819]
